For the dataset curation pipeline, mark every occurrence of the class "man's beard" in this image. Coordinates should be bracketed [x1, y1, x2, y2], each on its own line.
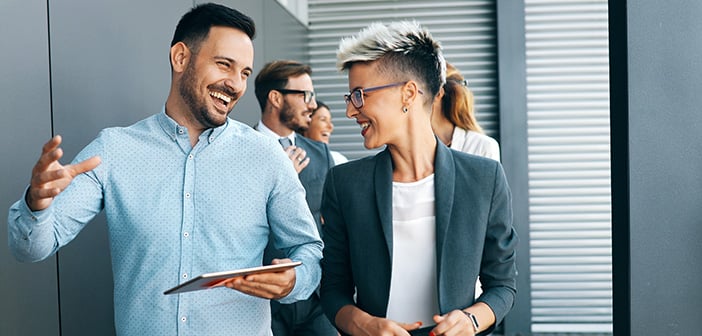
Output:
[279, 101, 308, 133]
[179, 61, 230, 129]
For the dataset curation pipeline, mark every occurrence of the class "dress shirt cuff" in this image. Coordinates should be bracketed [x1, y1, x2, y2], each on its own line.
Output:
[7, 186, 55, 262]
[277, 271, 305, 304]
[15, 186, 53, 230]
[276, 250, 322, 304]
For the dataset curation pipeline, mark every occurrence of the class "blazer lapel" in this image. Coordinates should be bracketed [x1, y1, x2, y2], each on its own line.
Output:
[434, 141, 456, 308]
[374, 148, 395, 260]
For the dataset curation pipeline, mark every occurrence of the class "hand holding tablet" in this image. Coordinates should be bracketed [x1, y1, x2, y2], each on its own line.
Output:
[164, 261, 302, 295]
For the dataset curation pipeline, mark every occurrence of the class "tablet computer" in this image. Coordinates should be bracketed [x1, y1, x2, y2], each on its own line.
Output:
[164, 261, 302, 295]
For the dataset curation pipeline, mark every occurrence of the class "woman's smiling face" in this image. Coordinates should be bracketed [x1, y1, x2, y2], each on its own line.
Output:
[345, 62, 406, 149]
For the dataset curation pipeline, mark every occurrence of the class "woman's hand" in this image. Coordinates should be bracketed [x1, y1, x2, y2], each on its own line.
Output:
[430, 309, 478, 336]
[357, 316, 422, 336]
[336, 305, 423, 336]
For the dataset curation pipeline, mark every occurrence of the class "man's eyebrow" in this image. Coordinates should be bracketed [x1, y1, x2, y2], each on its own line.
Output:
[214, 56, 253, 72]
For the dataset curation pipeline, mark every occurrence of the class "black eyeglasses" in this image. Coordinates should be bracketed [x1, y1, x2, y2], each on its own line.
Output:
[344, 82, 423, 109]
[276, 89, 316, 104]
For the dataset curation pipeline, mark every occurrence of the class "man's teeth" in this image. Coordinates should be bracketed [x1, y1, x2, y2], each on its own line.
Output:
[360, 122, 370, 130]
[209, 91, 232, 104]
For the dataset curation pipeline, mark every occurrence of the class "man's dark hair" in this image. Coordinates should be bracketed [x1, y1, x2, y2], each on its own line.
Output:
[254, 60, 313, 111]
[171, 3, 256, 56]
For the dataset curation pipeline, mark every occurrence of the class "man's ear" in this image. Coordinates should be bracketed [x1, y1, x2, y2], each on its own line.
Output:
[268, 89, 283, 110]
[170, 42, 191, 73]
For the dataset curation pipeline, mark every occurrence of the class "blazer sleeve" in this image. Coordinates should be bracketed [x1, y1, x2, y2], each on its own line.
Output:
[477, 162, 518, 325]
[319, 168, 357, 328]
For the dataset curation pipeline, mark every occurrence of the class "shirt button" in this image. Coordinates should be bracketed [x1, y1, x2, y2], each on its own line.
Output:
[182, 273, 188, 279]
[183, 232, 189, 238]
[181, 316, 187, 323]
[178, 128, 184, 134]
[185, 193, 191, 198]
[188, 154, 193, 160]
[209, 136, 214, 142]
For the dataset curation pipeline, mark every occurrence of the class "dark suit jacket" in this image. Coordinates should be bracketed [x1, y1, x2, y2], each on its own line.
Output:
[320, 142, 518, 334]
[294, 135, 335, 233]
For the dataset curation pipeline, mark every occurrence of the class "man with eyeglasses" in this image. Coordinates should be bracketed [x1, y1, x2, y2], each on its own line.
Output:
[253, 60, 337, 336]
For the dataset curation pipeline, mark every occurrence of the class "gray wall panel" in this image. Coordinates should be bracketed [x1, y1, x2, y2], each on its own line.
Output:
[261, 1, 307, 64]
[626, 1, 702, 335]
[0, 1, 60, 335]
[496, 1, 531, 335]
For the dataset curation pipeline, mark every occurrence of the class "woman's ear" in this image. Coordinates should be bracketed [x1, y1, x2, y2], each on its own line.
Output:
[170, 42, 191, 73]
[402, 80, 422, 106]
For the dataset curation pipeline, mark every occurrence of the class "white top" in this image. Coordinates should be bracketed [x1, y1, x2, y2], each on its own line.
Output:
[451, 126, 501, 162]
[386, 174, 439, 326]
[330, 150, 348, 166]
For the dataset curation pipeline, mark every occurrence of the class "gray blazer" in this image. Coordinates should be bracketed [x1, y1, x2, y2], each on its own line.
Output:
[295, 135, 335, 232]
[320, 141, 518, 334]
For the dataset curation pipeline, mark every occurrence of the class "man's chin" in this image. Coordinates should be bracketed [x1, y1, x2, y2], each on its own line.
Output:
[198, 112, 228, 129]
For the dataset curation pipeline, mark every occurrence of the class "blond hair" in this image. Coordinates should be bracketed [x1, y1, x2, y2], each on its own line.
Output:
[337, 21, 446, 98]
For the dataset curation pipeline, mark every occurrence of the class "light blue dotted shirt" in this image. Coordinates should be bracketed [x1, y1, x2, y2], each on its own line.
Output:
[8, 110, 323, 336]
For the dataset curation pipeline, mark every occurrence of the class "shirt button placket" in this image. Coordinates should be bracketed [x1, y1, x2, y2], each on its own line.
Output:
[178, 150, 196, 333]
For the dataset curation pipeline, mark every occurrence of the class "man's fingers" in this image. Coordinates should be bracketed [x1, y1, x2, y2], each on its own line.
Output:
[299, 157, 310, 167]
[271, 258, 293, 265]
[68, 156, 102, 175]
[34, 156, 101, 186]
[36, 135, 63, 170]
[41, 135, 62, 154]
[31, 186, 62, 200]
[33, 147, 63, 176]
[31, 165, 67, 187]
[224, 278, 283, 299]
[224, 261, 296, 300]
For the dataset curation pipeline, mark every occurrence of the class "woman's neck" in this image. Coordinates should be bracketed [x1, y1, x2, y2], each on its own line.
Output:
[389, 128, 437, 183]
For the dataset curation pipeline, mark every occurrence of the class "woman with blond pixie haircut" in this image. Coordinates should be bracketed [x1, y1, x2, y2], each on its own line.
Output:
[431, 63, 500, 161]
[319, 21, 518, 336]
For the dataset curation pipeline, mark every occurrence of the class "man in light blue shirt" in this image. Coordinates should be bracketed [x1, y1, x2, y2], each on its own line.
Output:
[7, 3, 322, 335]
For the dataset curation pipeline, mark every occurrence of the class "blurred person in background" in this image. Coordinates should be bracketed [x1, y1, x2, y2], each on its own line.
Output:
[430, 63, 500, 161]
[302, 100, 349, 165]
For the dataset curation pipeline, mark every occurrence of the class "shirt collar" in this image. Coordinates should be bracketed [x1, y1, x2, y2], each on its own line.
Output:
[255, 120, 296, 146]
[158, 107, 228, 144]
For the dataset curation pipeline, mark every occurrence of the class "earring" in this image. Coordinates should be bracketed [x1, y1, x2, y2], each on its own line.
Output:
[402, 106, 408, 113]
